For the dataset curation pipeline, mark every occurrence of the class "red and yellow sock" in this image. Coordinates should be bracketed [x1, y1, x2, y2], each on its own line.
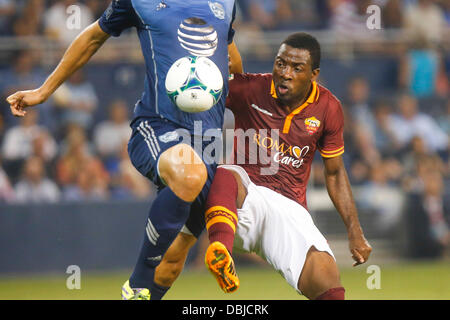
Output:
[205, 168, 238, 254]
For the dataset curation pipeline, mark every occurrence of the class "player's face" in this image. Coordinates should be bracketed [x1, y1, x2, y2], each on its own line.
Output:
[272, 44, 319, 107]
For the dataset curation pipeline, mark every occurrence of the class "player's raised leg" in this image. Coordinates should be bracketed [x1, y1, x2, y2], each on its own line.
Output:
[124, 143, 207, 300]
[204, 168, 245, 293]
[298, 246, 345, 300]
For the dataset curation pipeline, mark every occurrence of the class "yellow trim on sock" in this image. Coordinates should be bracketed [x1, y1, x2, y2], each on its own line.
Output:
[206, 216, 236, 233]
[205, 206, 238, 223]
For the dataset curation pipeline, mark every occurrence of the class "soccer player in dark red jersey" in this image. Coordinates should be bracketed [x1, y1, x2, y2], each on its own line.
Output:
[203, 32, 372, 299]
[154, 32, 372, 300]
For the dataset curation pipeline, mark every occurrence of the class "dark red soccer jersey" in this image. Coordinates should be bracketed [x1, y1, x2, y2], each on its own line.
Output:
[226, 73, 345, 209]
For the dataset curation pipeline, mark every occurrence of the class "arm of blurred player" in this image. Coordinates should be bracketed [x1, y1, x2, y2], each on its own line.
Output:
[323, 155, 372, 267]
[6, 21, 110, 117]
[228, 41, 243, 74]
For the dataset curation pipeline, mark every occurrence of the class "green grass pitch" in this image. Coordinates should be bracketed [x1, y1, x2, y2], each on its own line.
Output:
[0, 261, 448, 300]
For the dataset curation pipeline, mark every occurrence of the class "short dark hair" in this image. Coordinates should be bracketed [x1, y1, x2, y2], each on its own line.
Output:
[282, 32, 321, 70]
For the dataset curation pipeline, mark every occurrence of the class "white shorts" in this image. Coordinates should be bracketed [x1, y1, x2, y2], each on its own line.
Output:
[220, 165, 335, 294]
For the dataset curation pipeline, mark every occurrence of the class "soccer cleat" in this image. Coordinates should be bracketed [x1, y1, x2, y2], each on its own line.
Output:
[121, 280, 150, 300]
[205, 241, 240, 293]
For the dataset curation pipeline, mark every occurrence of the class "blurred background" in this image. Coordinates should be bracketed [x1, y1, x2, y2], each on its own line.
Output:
[0, 0, 449, 299]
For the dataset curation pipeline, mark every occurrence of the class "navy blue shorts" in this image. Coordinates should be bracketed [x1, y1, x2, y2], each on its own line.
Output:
[128, 116, 221, 238]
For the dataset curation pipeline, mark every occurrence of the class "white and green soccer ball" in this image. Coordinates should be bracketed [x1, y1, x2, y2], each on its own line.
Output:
[165, 56, 223, 113]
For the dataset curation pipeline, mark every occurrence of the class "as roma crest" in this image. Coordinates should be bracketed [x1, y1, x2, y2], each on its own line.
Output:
[304, 116, 321, 135]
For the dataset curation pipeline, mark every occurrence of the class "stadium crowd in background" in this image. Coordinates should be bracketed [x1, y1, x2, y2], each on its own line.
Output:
[0, 0, 448, 258]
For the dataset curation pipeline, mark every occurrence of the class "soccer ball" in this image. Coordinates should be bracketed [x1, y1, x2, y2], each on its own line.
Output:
[165, 56, 223, 113]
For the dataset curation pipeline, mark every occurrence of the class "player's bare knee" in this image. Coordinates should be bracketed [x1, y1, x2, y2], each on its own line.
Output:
[159, 144, 207, 201]
[185, 163, 207, 192]
[298, 246, 341, 299]
[171, 163, 206, 201]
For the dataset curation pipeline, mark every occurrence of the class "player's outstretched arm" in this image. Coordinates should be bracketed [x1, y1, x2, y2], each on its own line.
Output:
[323, 155, 372, 267]
[6, 21, 110, 117]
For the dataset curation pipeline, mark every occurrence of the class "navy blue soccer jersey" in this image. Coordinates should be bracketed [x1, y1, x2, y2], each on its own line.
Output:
[99, 0, 236, 134]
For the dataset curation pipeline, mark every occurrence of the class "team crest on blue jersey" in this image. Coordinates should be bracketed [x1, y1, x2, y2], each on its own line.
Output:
[208, 1, 225, 20]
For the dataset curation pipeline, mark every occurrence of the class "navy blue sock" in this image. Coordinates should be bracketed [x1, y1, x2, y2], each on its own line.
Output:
[150, 282, 170, 300]
[129, 187, 191, 290]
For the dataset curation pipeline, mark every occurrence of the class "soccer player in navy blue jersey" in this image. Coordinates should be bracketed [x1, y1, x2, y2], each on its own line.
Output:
[6, 0, 241, 300]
